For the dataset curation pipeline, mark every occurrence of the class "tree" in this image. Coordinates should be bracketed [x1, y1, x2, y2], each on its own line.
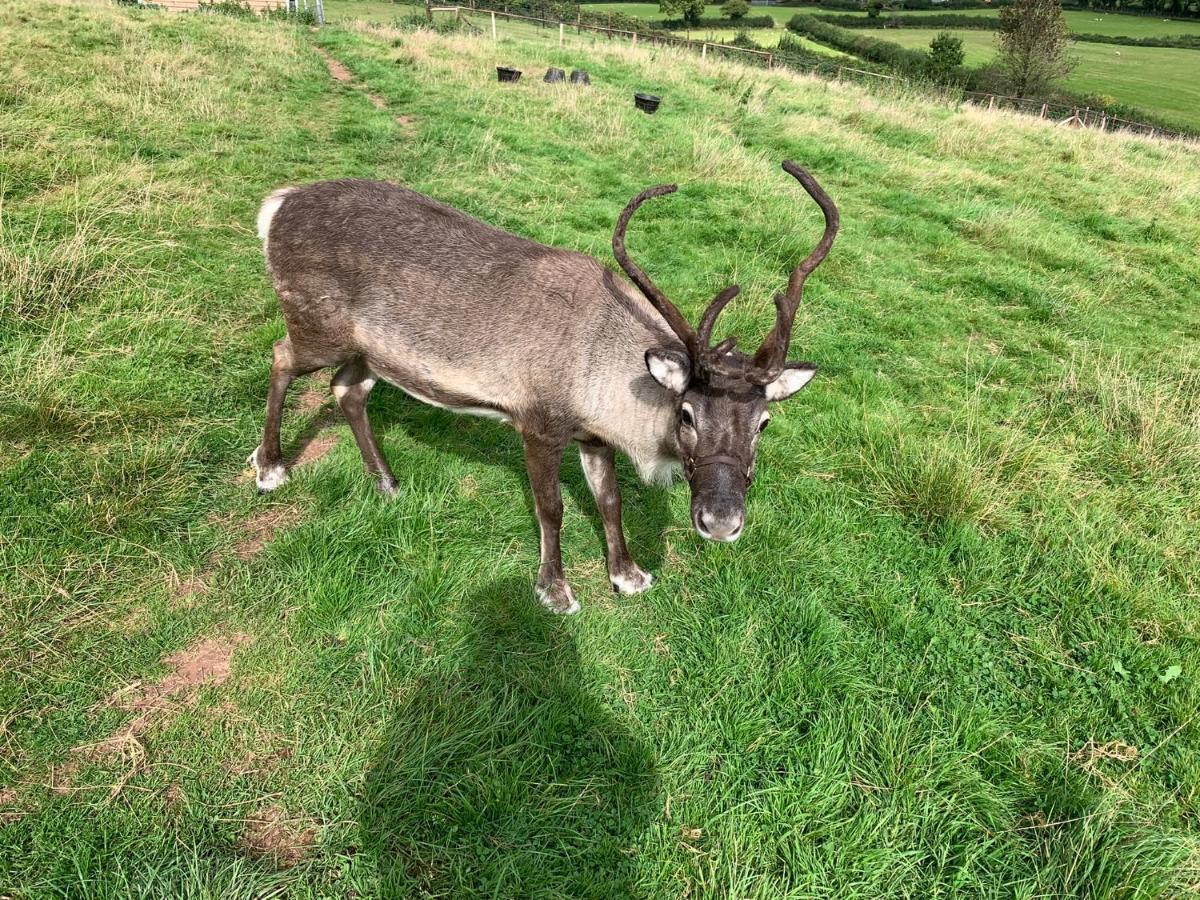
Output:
[996, 0, 1076, 98]
[721, 0, 750, 21]
[660, 0, 705, 26]
[866, 0, 884, 19]
[926, 31, 964, 82]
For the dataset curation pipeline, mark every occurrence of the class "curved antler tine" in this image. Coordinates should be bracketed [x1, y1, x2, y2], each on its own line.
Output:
[711, 337, 737, 356]
[612, 184, 698, 355]
[697, 285, 740, 349]
[750, 161, 839, 379]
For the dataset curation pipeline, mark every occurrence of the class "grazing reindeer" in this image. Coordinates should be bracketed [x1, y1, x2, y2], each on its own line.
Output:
[250, 161, 839, 614]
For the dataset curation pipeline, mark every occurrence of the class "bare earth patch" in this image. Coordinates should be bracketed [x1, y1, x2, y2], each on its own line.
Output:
[319, 47, 353, 83]
[55, 634, 251, 798]
[296, 387, 328, 412]
[233, 507, 304, 561]
[316, 46, 410, 123]
[293, 430, 338, 468]
[1, 787, 24, 824]
[238, 803, 317, 868]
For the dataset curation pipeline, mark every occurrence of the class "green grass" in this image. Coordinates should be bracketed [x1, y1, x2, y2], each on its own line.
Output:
[4, 0, 1200, 896]
[581, 2, 1200, 36]
[856, 27, 1200, 129]
[583, 1, 804, 25]
[323, 0, 420, 20]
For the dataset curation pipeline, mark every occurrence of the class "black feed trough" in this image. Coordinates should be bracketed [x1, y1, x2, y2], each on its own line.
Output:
[570, 69, 590, 85]
[544, 67, 565, 83]
[634, 92, 661, 114]
[496, 66, 522, 83]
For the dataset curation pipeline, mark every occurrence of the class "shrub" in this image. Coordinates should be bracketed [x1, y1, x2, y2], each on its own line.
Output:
[926, 31, 964, 80]
[723, 0, 749, 18]
[663, 13, 775, 27]
[814, 12, 1000, 28]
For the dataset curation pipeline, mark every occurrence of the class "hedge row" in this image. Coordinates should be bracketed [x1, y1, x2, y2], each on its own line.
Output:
[786, 13, 937, 75]
[662, 14, 775, 28]
[815, 12, 998, 28]
[1071, 31, 1200, 47]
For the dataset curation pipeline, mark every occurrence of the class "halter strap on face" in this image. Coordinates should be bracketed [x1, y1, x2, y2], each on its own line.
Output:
[685, 453, 752, 485]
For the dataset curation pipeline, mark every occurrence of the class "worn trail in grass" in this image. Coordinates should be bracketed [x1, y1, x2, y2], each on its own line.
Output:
[3, 0, 1200, 896]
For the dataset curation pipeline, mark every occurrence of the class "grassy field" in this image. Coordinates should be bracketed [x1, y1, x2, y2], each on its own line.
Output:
[4, 0, 1200, 896]
[856, 26, 1200, 130]
[583, 1, 802, 24]
[580, 1, 1200, 36]
[671, 28, 858, 54]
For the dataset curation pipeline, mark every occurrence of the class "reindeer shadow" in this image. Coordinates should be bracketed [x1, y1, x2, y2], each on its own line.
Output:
[359, 577, 658, 896]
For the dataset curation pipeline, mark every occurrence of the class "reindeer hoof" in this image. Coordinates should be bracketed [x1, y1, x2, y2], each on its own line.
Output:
[248, 447, 288, 492]
[376, 475, 399, 498]
[611, 565, 654, 595]
[536, 581, 580, 615]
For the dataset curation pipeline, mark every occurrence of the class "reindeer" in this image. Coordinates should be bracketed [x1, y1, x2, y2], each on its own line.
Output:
[249, 161, 839, 614]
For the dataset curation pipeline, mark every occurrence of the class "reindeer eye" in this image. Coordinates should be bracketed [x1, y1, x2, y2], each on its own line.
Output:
[680, 406, 695, 429]
[758, 418, 770, 434]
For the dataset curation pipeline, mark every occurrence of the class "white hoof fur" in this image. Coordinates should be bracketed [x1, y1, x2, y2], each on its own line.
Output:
[612, 567, 654, 595]
[248, 447, 289, 492]
[536, 582, 581, 615]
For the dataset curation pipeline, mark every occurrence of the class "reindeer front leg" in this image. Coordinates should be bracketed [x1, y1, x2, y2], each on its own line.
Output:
[579, 441, 653, 595]
[523, 433, 580, 615]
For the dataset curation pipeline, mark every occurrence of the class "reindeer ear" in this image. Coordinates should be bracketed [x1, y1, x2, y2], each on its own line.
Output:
[765, 362, 816, 401]
[645, 348, 690, 394]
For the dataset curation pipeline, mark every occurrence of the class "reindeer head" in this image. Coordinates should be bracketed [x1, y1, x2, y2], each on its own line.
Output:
[613, 161, 839, 543]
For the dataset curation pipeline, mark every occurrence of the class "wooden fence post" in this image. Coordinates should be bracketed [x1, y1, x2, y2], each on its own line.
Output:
[987, 94, 995, 111]
[559, 22, 563, 45]
[701, 42, 707, 58]
[491, 10, 496, 40]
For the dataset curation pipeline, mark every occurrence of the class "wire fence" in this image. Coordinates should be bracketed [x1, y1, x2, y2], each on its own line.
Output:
[428, 2, 1193, 144]
[960, 90, 1189, 141]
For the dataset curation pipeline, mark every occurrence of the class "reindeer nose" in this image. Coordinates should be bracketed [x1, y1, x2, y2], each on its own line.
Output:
[698, 509, 744, 543]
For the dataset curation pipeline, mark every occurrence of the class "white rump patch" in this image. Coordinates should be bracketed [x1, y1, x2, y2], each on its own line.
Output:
[256, 188, 293, 251]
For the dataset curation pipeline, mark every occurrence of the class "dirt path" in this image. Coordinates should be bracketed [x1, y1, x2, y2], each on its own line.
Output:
[315, 45, 413, 127]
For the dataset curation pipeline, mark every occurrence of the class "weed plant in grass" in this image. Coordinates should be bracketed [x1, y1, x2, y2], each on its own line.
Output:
[2, 0, 1200, 896]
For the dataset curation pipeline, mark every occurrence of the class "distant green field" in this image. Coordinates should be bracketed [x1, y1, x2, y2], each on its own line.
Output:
[583, 1, 804, 24]
[580, 3, 1200, 36]
[838, 7, 1200, 36]
[857, 27, 1200, 130]
[323, 0, 419, 20]
[672, 27, 859, 56]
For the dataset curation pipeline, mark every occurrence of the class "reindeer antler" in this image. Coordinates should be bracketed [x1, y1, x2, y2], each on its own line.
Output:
[613, 162, 838, 385]
[746, 161, 839, 385]
[612, 184, 698, 358]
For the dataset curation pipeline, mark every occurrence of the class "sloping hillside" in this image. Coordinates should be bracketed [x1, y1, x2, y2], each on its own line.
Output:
[2, 1, 1199, 895]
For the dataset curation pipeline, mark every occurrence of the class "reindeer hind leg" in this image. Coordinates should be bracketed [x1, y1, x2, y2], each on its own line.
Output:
[249, 335, 331, 492]
[332, 358, 398, 497]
